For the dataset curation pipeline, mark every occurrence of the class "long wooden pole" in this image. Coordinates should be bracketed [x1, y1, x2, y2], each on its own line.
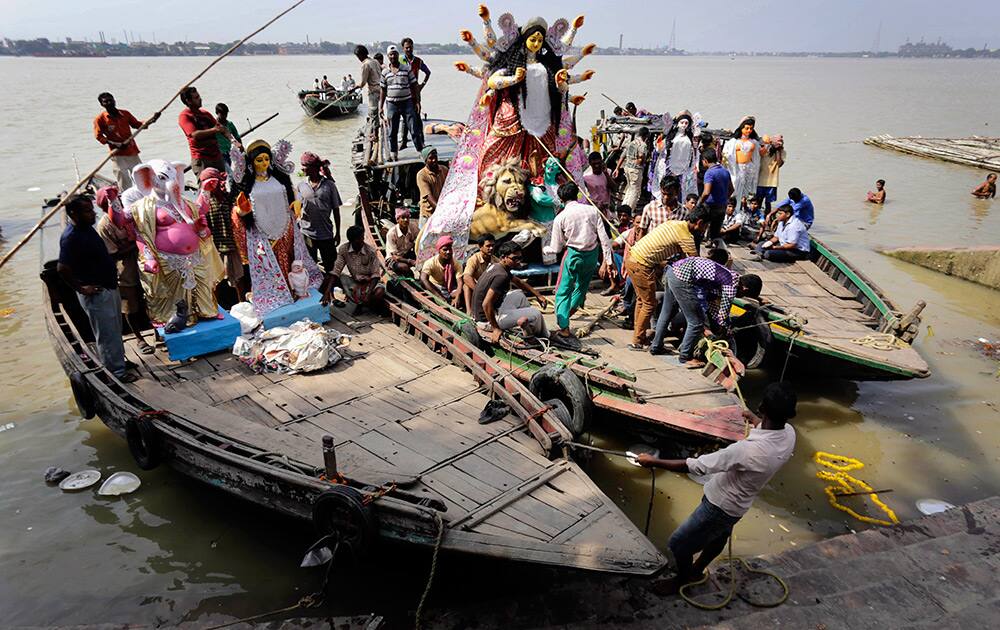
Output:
[0, 0, 307, 272]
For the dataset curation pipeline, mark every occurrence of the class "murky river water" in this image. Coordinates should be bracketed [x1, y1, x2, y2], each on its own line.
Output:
[2, 54, 999, 625]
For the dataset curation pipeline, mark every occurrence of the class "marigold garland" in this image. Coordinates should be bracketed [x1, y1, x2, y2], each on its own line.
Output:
[813, 451, 899, 527]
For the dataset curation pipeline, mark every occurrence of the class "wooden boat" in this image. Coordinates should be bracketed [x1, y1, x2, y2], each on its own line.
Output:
[863, 134, 1000, 171]
[727, 236, 930, 381]
[40, 188, 665, 576]
[351, 123, 750, 446]
[298, 89, 362, 119]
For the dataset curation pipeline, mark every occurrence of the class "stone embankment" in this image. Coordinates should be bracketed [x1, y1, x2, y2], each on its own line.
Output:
[882, 246, 1000, 290]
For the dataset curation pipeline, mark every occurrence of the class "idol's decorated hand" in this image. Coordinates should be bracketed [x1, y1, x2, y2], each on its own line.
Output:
[479, 90, 494, 107]
[460, 30, 474, 43]
[454, 61, 470, 73]
[569, 95, 586, 106]
[477, 4, 490, 19]
[580, 69, 595, 81]
[581, 43, 596, 56]
[143, 259, 160, 274]
[555, 69, 569, 86]
[573, 15, 585, 29]
[513, 67, 526, 83]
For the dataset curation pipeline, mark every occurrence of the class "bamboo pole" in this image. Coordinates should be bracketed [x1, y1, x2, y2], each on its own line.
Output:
[0, 0, 308, 272]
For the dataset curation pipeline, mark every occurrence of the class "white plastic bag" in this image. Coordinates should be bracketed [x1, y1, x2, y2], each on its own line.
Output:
[230, 302, 261, 334]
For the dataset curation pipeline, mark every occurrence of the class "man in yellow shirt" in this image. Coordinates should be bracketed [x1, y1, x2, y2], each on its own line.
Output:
[624, 207, 707, 349]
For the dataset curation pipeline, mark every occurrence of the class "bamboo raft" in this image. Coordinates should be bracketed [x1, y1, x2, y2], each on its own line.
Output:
[863, 134, 1000, 171]
[41, 244, 666, 575]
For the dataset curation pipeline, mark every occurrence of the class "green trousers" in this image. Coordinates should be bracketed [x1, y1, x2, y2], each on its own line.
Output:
[555, 246, 600, 330]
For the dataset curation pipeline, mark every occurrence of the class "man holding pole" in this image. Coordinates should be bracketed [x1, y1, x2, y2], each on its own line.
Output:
[93, 92, 160, 190]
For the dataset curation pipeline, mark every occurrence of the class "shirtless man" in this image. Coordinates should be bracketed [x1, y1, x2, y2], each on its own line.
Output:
[971, 173, 997, 199]
[866, 179, 886, 204]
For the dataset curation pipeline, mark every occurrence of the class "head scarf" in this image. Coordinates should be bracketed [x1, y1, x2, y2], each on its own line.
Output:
[395, 207, 410, 220]
[300, 151, 332, 179]
[435, 235, 456, 293]
[435, 235, 454, 251]
[95, 185, 119, 213]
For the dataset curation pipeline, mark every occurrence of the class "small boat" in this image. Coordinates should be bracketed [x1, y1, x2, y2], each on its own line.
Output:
[298, 88, 362, 119]
[351, 119, 750, 446]
[40, 178, 665, 575]
[728, 237, 930, 381]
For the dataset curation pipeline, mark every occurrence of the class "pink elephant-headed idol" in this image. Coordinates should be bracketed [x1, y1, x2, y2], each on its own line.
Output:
[128, 159, 225, 326]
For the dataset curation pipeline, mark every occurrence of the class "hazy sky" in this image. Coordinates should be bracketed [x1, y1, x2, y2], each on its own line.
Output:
[3, 0, 998, 52]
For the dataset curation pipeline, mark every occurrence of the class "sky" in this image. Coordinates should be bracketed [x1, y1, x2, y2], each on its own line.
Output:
[3, 0, 998, 52]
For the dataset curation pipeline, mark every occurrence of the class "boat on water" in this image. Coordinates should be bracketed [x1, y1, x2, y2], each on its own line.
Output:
[351, 120, 750, 446]
[297, 88, 362, 119]
[40, 177, 666, 576]
[727, 237, 930, 381]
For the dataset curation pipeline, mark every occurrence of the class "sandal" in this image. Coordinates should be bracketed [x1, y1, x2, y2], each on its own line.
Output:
[627, 343, 648, 351]
[136, 339, 155, 355]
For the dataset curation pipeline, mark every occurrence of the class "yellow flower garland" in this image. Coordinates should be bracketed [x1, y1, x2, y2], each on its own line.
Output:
[813, 451, 899, 527]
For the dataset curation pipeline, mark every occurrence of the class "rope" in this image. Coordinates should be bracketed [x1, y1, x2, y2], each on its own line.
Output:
[643, 468, 655, 536]
[679, 536, 790, 610]
[850, 333, 908, 352]
[0, 0, 308, 272]
[698, 338, 751, 436]
[779, 331, 799, 382]
[204, 595, 323, 630]
[414, 512, 445, 630]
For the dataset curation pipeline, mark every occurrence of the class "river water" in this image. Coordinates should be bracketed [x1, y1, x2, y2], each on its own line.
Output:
[1, 55, 999, 626]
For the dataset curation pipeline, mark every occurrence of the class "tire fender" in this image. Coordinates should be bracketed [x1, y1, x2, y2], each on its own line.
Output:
[528, 364, 593, 437]
[125, 416, 161, 470]
[69, 371, 96, 419]
[312, 485, 378, 561]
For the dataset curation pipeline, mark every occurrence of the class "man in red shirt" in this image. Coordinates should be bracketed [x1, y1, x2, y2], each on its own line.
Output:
[93, 92, 160, 190]
[177, 87, 228, 178]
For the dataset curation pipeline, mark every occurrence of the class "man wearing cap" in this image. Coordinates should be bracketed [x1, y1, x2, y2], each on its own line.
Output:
[416, 147, 449, 229]
[421, 235, 463, 306]
[638, 382, 797, 591]
[297, 152, 343, 274]
[385, 208, 420, 276]
[379, 44, 424, 161]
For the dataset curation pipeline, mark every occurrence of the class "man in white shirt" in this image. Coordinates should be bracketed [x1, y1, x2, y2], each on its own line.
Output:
[543, 182, 616, 340]
[638, 382, 797, 588]
[753, 205, 810, 262]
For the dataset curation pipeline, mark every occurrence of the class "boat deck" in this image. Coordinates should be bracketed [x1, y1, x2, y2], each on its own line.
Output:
[728, 246, 929, 378]
[535, 292, 748, 442]
[117, 304, 665, 574]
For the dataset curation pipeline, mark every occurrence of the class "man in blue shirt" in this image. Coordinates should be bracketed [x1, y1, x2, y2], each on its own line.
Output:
[753, 206, 810, 262]
[774, 187, 814, 228]
[696, 148, 733, 240]
[57, 195, 135, 382]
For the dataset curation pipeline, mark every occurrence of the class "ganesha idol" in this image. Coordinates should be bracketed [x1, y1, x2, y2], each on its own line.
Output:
[128, 159, 225, 326]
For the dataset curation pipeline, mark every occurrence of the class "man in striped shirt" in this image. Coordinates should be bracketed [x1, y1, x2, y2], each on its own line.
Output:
[634, 176, 681, 242]
[624, 207, 708, 348]
[650, 249, 762, 365]
[379, 45, 423, 161]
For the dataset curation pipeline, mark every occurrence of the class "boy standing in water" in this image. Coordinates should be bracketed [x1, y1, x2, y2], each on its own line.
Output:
[866, 179, 886, 204]
[971, 173, 997, 199]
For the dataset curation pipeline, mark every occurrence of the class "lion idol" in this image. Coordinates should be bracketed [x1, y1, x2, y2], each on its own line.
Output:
[415, 5, 595, 264]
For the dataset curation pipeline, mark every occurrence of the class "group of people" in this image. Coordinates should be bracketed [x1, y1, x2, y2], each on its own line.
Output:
[312, 74, 356, 96]
[71, 88, 348, 382]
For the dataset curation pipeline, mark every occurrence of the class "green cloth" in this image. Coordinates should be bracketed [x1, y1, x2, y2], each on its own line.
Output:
[555, 246, 600, 330]
[216, 120, 241, 156]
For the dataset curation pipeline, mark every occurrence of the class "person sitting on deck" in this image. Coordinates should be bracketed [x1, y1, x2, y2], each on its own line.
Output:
[544, 182, 615, 341]
[322, 225, 385, 311]
[720, 197, 750, 244]
[58, 195, 137, 383]
[753, 205, 810, 262]
[462, 236, 495, 316]
[866, 179, 886, 204]
[766, 187, 814, 228]
[971, 173, 997, 199]
[421, 235, 463, 307]
[649, 248, 761, 366]
[385, 207, 419, 276]
[416, 147, 449, 229]
[670, 193, 699, 222]
[321, 75, 333, 91]
[624, 207, 707, 350]
[637, 381, 797, 592]
[472, 241, 549, 343]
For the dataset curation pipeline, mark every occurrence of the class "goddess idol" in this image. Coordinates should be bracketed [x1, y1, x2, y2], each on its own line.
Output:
[230, 139, 323, 315]
[416, 4, 595, 261]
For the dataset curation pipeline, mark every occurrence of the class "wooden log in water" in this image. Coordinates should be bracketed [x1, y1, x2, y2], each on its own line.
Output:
[864, 134, 1000, 170]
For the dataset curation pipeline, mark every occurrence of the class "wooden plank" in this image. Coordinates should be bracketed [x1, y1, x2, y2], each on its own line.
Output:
[475, 513, 550, 542]
[349, 430, 437, 473]
[794, 260, 858, 299]
[297, 410, 370, 443]
[452, 453, 522, 492]
[425, 465, 497, 504]
[375, 417, 467, 462]
[476, 441, 547, 481]
[215, 395, 283, 428]
[256, 383, 321, 419]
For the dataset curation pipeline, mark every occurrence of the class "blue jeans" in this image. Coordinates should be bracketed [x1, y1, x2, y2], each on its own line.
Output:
[668, 495, 741, 580]
[77, 288, 126, 377]
[651, 267, 705, 360]
[385, 99, 423, 154]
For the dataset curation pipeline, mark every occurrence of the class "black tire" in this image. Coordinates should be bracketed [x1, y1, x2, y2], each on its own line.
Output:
[69, 371, 96, 419]
[459, 320, 488, 352]
[125, 416, 161, 470]
[733, 311, 772, 370]
[312, 486, 377, 561]
[529, 364, 593, 437]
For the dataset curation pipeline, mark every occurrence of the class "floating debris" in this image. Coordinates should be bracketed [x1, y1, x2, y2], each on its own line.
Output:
[0, 421, 15, 433]
[44, 466, 70, 484]
[58, 470, 101, 491]
[98, 471, 141, 496]
[0, 308, 15, 318]
[916, 499, 957, 515]
[26, 186, 41, 192]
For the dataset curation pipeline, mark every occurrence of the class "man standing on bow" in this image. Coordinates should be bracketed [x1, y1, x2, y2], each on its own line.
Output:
[380, 44, 424, 161]
[399, 37, 430, 150]
[297, 152, 343, 274]
[93, 92, 160, 190]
